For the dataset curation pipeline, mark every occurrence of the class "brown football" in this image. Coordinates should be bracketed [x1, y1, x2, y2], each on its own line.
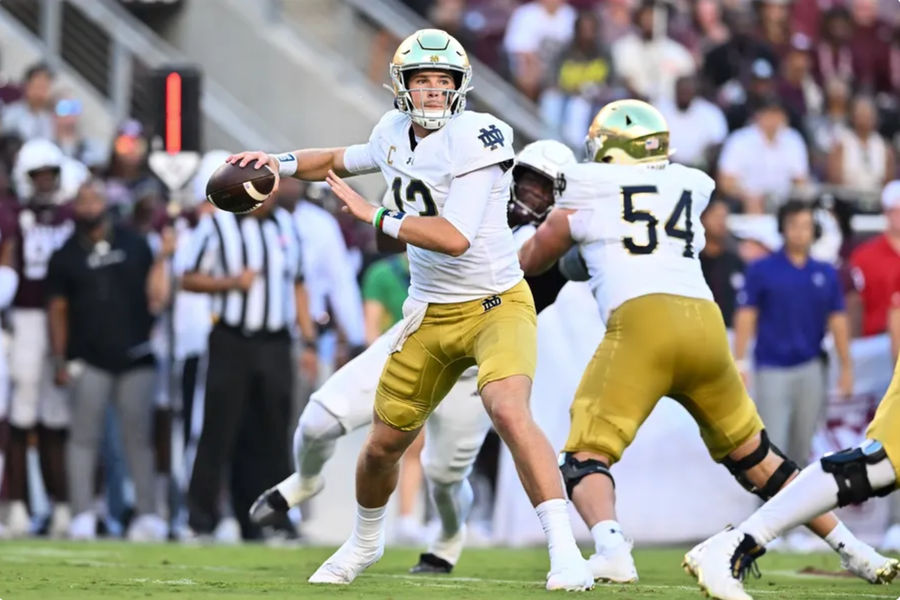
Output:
[206, 161, 275, 214]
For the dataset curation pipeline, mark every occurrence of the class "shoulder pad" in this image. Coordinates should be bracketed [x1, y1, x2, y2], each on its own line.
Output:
[447, 112, 515, 177]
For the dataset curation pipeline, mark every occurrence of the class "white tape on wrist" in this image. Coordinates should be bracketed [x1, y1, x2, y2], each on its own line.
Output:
[380, 209, 407, 238]
[274, 152, 297, 177]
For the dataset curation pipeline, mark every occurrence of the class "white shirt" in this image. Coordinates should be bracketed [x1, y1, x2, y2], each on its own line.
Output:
[657, 98, 728, 168]
[1, 101, 54, 142]
[611, 34, 695, 103]
[503, 2, 577, 55]
[293, 201, 365, 346]
[345, 110, 521, 303]
[835, 127, 888, 194]
[718, 124, 809, 203]
[557, 162, 715, 321]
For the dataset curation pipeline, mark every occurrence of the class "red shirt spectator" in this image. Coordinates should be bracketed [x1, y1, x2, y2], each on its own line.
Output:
[849, 181, 900, 335]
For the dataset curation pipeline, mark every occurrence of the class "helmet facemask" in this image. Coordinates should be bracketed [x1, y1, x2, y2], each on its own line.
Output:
[392, 65, 471, 130]
[508, 165, 556, 227]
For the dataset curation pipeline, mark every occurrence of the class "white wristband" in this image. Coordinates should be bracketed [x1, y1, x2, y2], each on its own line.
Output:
[274, 152, 298, 177]
[380, 209, 407, 238]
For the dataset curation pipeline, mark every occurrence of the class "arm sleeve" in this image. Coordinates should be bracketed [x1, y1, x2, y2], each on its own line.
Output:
[45, 250, 68, 300]
[828, 267, 846, 312]
[343, 143, 380, 175]
[442, 165, 504, 244]
[0, 265, 18, 309]
[176, 216, 219, 276]
[736, 262, 762, 308]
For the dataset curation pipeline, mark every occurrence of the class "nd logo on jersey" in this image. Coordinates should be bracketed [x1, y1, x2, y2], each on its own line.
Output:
[478, 125, 505, 151]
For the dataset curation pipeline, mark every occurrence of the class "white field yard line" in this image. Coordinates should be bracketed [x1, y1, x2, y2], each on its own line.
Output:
[362, 573, 899, 598]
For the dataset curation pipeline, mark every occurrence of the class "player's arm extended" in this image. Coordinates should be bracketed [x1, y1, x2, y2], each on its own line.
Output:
[230, 143, 378, 182]
[518, 208, 575, 276]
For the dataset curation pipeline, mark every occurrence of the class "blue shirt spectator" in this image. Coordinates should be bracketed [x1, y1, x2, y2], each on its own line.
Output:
[738, 249, 844, 368]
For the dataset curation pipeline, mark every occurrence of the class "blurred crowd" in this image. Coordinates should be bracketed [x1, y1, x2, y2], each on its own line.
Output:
[0, 0, 899, 546]
[392, 0, 899, 215]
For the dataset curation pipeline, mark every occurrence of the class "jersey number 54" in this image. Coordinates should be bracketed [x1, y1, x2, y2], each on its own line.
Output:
[620, 185, 694, 258]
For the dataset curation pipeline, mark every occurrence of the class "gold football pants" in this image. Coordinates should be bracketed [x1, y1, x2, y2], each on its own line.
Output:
[564, 293, 764, 463]
[375, 279, 537, 431]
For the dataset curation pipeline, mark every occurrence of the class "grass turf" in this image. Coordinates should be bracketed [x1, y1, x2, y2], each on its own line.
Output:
[0, 541, 897, 599]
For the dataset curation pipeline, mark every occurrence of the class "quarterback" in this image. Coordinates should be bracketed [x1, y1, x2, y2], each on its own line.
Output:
[518, 100, 897, 585]
[230, 30, 592, 590]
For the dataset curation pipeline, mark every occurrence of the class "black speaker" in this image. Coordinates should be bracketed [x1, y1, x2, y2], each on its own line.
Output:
[148, 66, 202, 153]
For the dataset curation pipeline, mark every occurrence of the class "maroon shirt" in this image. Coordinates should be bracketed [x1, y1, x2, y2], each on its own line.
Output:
[11, 201, 75, 308]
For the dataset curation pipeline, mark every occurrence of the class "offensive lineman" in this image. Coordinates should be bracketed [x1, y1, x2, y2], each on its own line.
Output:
[231, 30, 592, 590]
[249, 139, 576, 575]
[518, 99, 896, 584]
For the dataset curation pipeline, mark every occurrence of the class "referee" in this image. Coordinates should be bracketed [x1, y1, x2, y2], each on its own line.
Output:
[180, 192, 317, 538]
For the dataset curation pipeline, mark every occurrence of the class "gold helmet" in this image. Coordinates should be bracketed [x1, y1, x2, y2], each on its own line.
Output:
[389, 29, 473, 130]
[584, 99, 670, 164]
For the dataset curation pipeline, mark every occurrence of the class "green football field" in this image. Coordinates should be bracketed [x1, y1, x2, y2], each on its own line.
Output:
[0, 541, 897, 599]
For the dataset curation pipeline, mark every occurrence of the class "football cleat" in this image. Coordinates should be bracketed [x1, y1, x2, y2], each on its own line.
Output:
[589, 538, 638, 583]
[546, 559, 595, 591]
[687, 528, 765, 600]
[308, 537, 385, 585]
[249, 473, 323, 526]
[409, 552, 454, 574]
[838, 539, 900, 584]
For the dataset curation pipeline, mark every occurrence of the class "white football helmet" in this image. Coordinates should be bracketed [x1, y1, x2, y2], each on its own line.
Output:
[509, 140, 576, 225]
[13, 139, 88, 204]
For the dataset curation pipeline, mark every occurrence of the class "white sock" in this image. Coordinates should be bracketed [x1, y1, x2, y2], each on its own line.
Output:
[590, 519, 626, 554]
[349, 504, 386, 554]
[741, 462, 840, 546]
[824, 522, 858, 552]
[430, 479, 474, 539]
[536, 498, 583, 569]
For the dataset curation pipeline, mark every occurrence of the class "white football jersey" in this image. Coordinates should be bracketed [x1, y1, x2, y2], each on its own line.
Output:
[365, 109, 521, 303]
[557, 162, 715, 321]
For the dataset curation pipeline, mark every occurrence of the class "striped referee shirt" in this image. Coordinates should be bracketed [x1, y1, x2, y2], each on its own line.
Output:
[179, 207, 303, 335]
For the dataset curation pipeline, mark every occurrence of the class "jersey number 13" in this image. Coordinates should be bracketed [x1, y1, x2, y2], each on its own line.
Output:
[620, 185, 694, 258]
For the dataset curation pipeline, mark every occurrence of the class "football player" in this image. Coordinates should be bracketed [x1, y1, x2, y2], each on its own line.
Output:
[518, 99, 897, 585]
[248, 138, 576, 575]
[230, 30, 592, 589]
[687, 378, 900, 598]
[2, 139, 86, 537]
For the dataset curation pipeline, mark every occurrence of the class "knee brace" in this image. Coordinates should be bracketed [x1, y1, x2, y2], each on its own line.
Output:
[559, 452, 614, 499]
[722, 430, 800, 501]
[821, 439, 897, 507]
[298, 401, 344, 443]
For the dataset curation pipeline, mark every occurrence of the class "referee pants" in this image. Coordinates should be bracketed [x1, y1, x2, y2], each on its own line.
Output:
[187, 325, 293, 536]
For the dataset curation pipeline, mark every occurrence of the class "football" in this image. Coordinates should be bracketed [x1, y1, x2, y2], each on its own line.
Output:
[205, 161, 276, 213]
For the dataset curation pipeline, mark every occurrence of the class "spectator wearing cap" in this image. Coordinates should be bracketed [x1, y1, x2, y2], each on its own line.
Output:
[657, 75, 728, 171]
[699, 198, 744, 327]
[733, 200, 852, 466]
[723, 58, 777, 131]
[1, 63, 54, 142]
[611, 1, 695, 103]
[814, 7, 855, 87]
[541, 10, 615, 148]
[847, 181, 900, 338]
[718, 100, 810, 213]
[53, 94, 105, 169]
[827, 96, 895, 197]
[502, 0, 577, 100]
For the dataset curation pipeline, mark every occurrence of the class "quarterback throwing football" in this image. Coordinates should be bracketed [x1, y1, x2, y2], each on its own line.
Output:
[229, 29, 592, 590]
